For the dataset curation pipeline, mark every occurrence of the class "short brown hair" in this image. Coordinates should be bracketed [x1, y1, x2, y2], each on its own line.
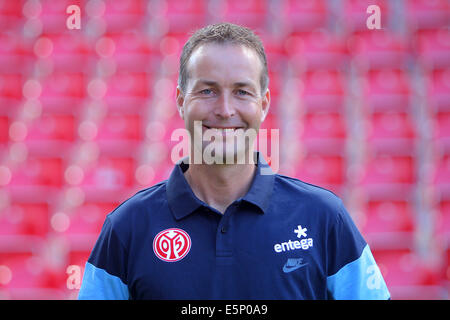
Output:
[178, 22, 269, 96]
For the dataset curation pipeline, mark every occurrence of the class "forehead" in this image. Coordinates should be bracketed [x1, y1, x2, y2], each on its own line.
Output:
[185, 43, 262, 87]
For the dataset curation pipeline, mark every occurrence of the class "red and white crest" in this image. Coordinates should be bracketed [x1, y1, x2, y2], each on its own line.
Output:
[153, 228, 191, 262]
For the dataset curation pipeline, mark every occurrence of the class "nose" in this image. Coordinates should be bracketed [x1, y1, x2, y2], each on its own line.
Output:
[214, 91, 235, 119]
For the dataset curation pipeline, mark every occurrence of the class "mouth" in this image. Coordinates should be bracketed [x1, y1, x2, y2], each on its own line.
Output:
[202, 125, 244, 135]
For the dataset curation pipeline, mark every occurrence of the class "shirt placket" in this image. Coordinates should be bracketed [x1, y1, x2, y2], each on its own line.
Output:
[215, 202, 239, 264]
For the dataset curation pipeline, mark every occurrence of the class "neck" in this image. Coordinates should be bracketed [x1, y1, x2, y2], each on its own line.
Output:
[184, 162, 256, 214]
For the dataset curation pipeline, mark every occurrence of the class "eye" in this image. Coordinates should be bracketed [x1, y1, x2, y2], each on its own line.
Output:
[199, 88, 213, 95]
[237, 89, 250, 96]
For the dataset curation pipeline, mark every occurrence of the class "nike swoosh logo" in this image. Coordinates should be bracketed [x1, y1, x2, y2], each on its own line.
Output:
[283, 263, 308, 273]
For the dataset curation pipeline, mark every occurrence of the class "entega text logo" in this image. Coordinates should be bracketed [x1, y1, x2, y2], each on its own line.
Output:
[274, 225, 314, 253]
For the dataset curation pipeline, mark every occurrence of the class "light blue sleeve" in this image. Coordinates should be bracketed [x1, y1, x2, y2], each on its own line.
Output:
[78, 262, 130, 300]
[327, 244, 390, 300]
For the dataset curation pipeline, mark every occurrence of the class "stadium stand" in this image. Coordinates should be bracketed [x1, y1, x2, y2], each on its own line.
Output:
[0, 0, 448, 299]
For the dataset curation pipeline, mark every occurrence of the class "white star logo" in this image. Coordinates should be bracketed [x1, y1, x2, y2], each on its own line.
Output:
[294, 225, 307, 238]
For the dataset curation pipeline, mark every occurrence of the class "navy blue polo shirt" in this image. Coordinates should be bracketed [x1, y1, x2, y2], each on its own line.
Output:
[78, 153, 390, 300]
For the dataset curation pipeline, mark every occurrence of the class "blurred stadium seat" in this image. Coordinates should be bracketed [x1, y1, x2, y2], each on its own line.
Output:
[361, 69, 412, 112]
[281, 0, 329, 33]
[414, 28, 450, 70]
[295, 150, 346, 196]
[426, 69, 450, 113]
[299, 70, 347, 112]
[373, 248, 444, 299]
[299, 111, 347, 153]
[0, 201, 50, 238]
[222, 0, 269, 30]
[348, 30, 411, 70]
[0, 0, 448, 300]
[360, 199, 415, 249]
[365, 111, 416, 153]
[405, 0, 450, 31]
[0, 74, 25, 109]
[95, 32, 161, 73]
[341, 0, 390, 33]
[435, 199, 450, 245]
[284, 30, 348, 71]
[155, 0, 207, 33]
[39, 72, 88, 111]
[0, 35, 34, 74]
[0, 0, 24, 32]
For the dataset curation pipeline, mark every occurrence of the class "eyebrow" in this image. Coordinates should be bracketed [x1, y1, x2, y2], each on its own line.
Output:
[193, 79, 257, 91]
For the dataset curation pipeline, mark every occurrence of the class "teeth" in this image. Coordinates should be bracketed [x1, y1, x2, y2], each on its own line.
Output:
[209, 128, 237, 132]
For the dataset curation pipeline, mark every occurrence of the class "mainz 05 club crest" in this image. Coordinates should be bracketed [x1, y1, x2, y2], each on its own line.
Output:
[153, 228, 191, 262]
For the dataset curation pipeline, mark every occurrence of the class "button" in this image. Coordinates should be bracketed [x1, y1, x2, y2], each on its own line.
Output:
[221, 226, 227, 234]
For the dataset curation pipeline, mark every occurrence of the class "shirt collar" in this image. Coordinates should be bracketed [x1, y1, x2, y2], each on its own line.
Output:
[166, 152, 275, 220]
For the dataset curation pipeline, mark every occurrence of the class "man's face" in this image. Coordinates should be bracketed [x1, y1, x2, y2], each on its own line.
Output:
[176, 43, 270, 164]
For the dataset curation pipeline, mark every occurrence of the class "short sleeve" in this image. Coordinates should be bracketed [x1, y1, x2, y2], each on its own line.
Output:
[78, 216, 130, 300]
[326, 201, 390, 300]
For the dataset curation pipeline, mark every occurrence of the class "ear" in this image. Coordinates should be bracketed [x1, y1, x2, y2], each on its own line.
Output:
[176, 86, 185, 119]
[260, 88, 271, 122]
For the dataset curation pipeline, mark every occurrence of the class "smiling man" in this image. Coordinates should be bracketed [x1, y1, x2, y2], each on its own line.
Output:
[176, 36, 270, 213]
[78, 23, 390, 300]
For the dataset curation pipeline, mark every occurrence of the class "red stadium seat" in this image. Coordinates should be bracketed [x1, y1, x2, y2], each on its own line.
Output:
[361, 69, 411, 112]
[102, 72, 153, 111]
[94, 113, 143, 147]
[362, 154, 416, 184]
[0, 35, 33, 74]
[97, 33, 161, 73]
[365, 111, 416, 153]
[218, 0, 269, 31]
[262, 34, 287, 106]
[0, 74, 24, 110]
[415, 28, 450, 70]
[435, 200, 450, 246]
[358, 153, 416, 198]
[147, 114, 184, 143]
[0, 251, 40, 291]
[80, 155, 137, 191]
[348, 30, 411, 70]
[300, 111, 347, 151]
[432, 112, 450, 153]
[281, 0, 328, 33]
[102, 0, 147, 32]
[295, 151, 346, 195]
[284, 31, 348, 71]
[360, 199, 415, 249]
[159, 0, 207, 32]
[299, 70, 346, 112]
[262, 34, 288, 71]
[432, 154, 450, 200]
[372, 248, 444, 299]
[443, 248, 450, 292]
[0, 202, 50, 238]
[25, 113, 77, 150]
[267, 70, 282, 109]
[39, 0, 84, 34]
[0, 116, 10, 145]
[0, 241, 67, 299]
[406, 0, 450, 31]
[59, 201, 118, 252]
[39, 72, 87, 112]
[341, 0, 389, 33]
[157, 31, 191, 62]
[67, 250, 90, 271]
[0, 0, 24, 32]
[426, 69, 450, 112]
[7, 155, 64, 188]
[34, 35, 94, 73]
